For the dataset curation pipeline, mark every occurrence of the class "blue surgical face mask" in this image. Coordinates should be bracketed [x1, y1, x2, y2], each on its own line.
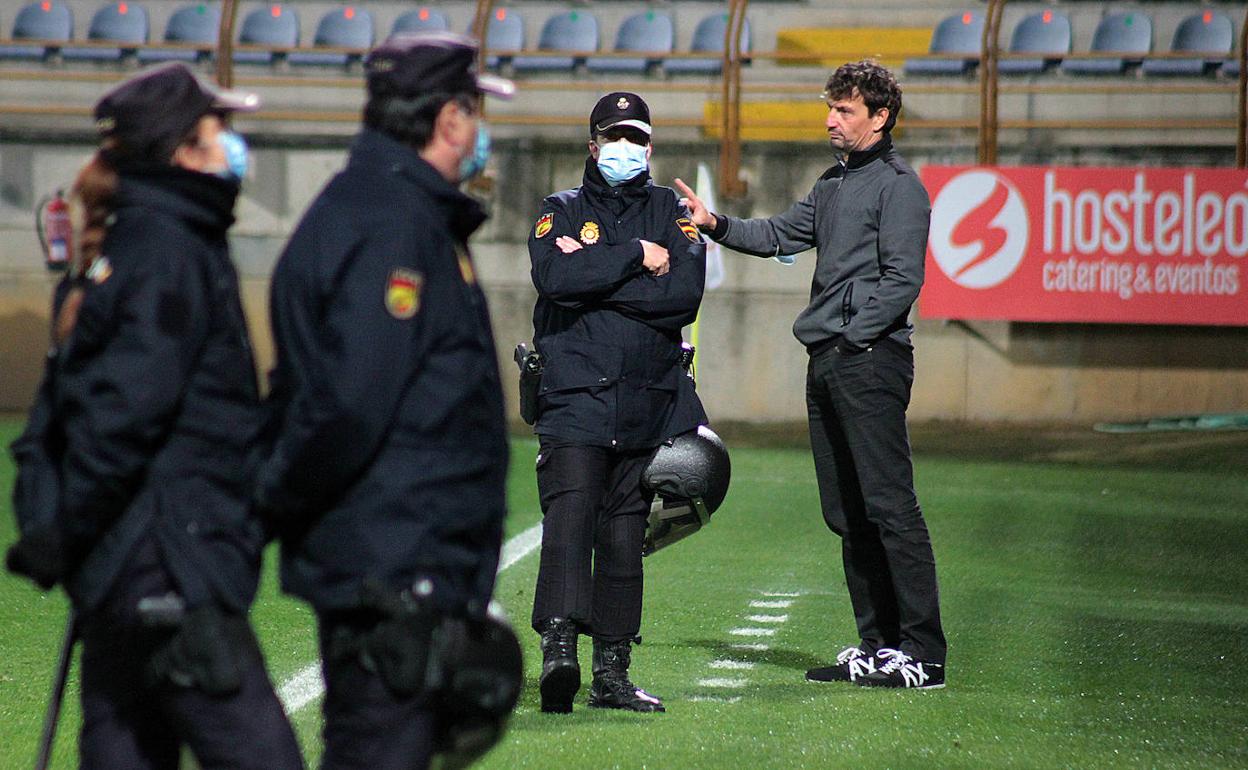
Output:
[216, 130, 249, 180]
[596, 139, 649, 186]
[458, 123, 491, 183]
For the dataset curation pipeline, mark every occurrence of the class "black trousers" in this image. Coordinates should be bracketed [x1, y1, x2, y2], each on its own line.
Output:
[530, 440, 652, 642]
[317, 614, 438, 770]
[78, 539, 303, 770]
[806, 339, 946, 664]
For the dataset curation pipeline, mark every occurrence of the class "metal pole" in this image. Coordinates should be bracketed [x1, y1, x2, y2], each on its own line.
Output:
[215, 0, 239, 88]
[1237, 5, 1246, 167]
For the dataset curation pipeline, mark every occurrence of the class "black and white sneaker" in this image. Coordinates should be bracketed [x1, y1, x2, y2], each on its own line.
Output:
[805, 646, 880, 683]
[856, 649, 945, 689]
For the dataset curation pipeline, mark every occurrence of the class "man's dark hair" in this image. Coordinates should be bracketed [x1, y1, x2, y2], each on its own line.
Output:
[363, 91, 476, 149]
[824, 60, 902, 133]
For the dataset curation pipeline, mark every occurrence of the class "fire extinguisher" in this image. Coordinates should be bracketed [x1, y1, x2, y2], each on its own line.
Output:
[35, 189, 73, 272]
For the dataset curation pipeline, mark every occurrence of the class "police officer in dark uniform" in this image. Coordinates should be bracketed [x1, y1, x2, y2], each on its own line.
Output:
[5, 63, 303, 768]
[528, 92, 708, 714]
[254, 33, 515, 769]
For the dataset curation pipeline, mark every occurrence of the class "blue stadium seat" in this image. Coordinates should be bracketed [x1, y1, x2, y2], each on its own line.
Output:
[905, 10, 984, 76]
[997, 9, 1071, 74]
[1142, 10, 1233, 77]
[289, 6, 373, 67]
[0, 0, 73, 61]
[512, 10, 598, 72]
[234, 3, 298, 65]
[482, 7, 522, 70]
[587, 10, 673, 74]
[1061, 11, 1151, 75]
[392, 7, 449, 35]
[665, 13, 751, 75]
[139, 3, 219, 64]
[1225, 57, 1241, 79]
[62, 1, 149, 62]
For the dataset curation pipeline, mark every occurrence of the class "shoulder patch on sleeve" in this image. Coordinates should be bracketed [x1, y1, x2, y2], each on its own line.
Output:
[385, 268, 423, 319]
[676, 217, 700, 243]
[534, 212, 553, 239]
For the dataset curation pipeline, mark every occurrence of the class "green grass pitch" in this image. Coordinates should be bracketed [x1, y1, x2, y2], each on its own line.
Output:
[1, 419, 1246, 768]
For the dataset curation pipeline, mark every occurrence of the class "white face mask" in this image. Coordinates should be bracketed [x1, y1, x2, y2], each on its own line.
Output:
[596, 139, 649, 186]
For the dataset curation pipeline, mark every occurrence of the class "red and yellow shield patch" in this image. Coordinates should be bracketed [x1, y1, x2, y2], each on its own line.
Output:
[676, 217, 700, 243]
[534, 212, 553, 239]
[385, 268, 423, 320]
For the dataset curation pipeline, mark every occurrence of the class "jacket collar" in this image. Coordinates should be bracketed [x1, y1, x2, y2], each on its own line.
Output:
[820, 133, 893, 180]
[350, 128, 488, 242]
[114, 166, 239, 237]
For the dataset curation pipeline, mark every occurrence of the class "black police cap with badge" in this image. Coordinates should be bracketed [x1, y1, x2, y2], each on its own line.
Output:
[589, 91, 652, 138]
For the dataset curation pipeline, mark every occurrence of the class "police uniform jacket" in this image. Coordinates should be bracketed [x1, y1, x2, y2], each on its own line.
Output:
[259, 129, 508, 615]
[705, 135, 929, 352]
[528, 159, 708, 450]
[54, 168, 265, 613]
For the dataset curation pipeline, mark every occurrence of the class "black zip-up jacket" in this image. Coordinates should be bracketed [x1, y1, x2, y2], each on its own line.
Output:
[705, 135, 930, 352]
[53, 168, 266, 613]
[528, 159, 707, 449]
[258, 129, 508, 615]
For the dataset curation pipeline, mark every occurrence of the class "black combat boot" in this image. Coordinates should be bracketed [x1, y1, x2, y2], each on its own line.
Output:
[539, 617, 580, 713]
[588, 638, 665, 713]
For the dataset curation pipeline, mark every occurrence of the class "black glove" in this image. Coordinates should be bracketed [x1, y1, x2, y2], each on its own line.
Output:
[5, 526, 69, 590]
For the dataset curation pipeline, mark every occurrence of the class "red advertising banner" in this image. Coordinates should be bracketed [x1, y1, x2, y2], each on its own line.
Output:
[919, 166, 1248, 326]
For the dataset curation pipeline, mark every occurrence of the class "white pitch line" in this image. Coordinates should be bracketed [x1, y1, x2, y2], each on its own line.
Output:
[709, 659, 755, 670]
[731, 643, 770, 651]
[690, 695, 742, 704]
[746, 614, 789, 624]
[697, 677, 748, 688]
[761, 591, 802, 597]
[750, 599, 793, 609]
[729, 627, 776, 637]
[277, 522, 544, 714]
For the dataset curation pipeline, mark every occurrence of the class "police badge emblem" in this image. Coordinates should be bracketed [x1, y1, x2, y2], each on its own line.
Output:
[580, 221, 601, 245]
[385, 268, 423, 319]
[534, 212, 553, 239]
[676, 218, 700, 243]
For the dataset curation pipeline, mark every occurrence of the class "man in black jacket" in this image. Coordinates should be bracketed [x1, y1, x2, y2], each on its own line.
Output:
[528, 92, 707, 714]
[255, 33, 515, 768]
[676, 61, 947, 689]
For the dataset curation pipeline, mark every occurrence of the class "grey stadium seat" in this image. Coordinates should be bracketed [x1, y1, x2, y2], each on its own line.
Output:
[139, 3, 219, 64]
[1142, 10, 1233, 77]
[997, 9, 1071, 74]
[905, 10, 984, 76]
[1061, 11, 1151, 75]
[512, 10, 598, 72]
[392, 8, 450, 35]
[62, 2, 150, 62]
[482, 7, 522, 70]
[665, 12, 751, 75]
[234, 3, 299, 65]
[587, 10, 673, 74]
[289, 6, 373, 67]
[0, 0, 73, 60]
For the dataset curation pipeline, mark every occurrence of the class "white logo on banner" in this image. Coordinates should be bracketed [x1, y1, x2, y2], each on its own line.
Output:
[929, 170, 1029, 289]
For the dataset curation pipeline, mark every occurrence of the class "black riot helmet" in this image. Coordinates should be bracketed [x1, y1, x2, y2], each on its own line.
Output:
[641, 425, 731, 555]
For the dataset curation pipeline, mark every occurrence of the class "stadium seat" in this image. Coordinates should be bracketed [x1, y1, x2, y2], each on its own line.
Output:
[0, 0, 73, 61]
[234, 3, 298, 65]
[392, 7, 449, 35]
[665, 13, 751, 75]
[61, 1, 149, 62]
[1142, 10, 1233, 76]
[1061, 11, 1151, 75]
[997, 9, 1071, 74]
[904, 10, 983, 76]
[138, 3, 218, 64]
[587, 10, 673, 74]
[289, 6, 372, 67]
[482, 7, 522, 70]
[512, 10, 598, 72]
[1224, 57, 1241, 79]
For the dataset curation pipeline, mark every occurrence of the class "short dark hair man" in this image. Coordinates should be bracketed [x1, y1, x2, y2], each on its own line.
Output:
[255, 33, 517, 767]
[528, 92, 708, 713]
[676, 60, 947, 689]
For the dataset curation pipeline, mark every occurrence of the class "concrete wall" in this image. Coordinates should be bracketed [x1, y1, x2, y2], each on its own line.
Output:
[2, 137, 1246, 422]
